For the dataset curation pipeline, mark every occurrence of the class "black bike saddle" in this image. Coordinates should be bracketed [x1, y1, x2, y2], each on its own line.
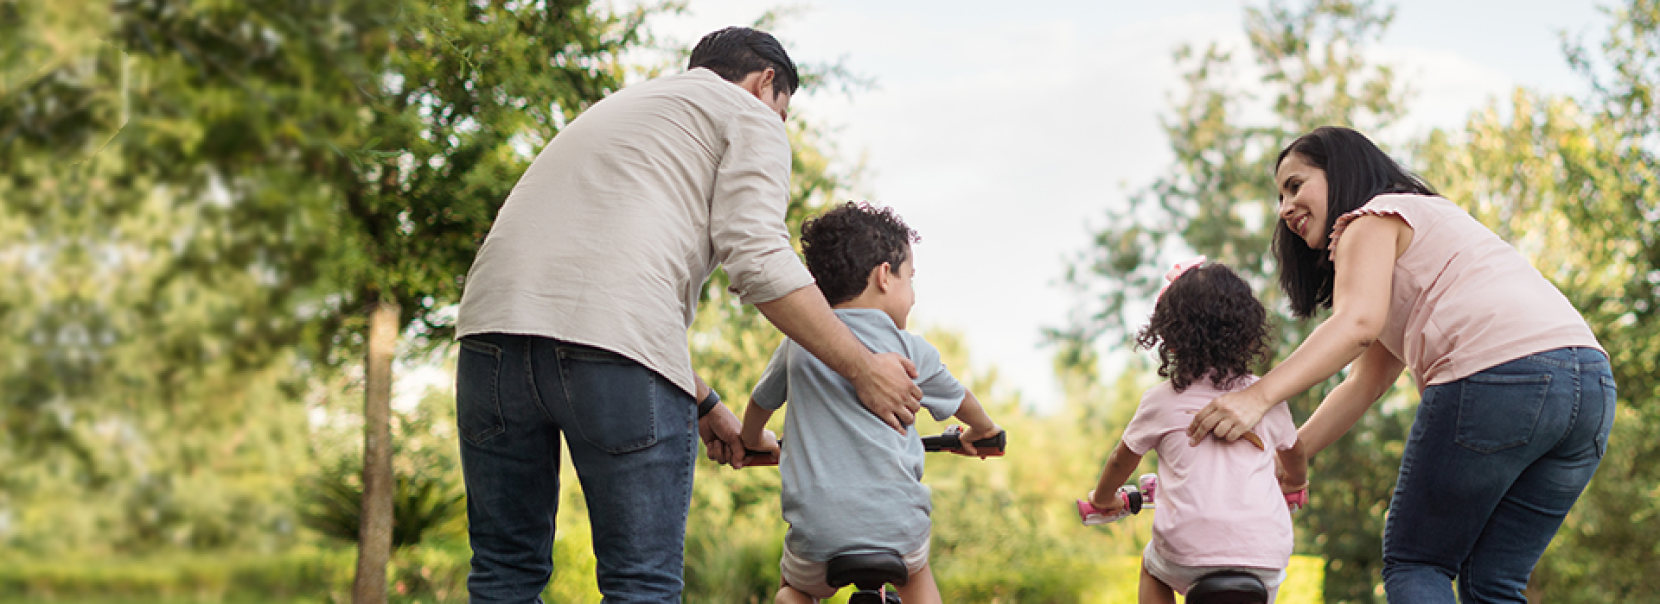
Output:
[826, 550, 910, 589]
[1186, 570, 1268, 604]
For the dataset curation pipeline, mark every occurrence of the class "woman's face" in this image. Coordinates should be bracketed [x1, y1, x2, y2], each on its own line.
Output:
[1275, 152, 1331, 249]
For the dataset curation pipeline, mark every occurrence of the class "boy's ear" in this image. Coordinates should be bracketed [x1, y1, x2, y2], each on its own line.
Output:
[871, 261, 893, 293]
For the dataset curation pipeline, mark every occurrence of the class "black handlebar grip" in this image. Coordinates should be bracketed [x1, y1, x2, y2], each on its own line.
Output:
[921, 430, 1006, 455]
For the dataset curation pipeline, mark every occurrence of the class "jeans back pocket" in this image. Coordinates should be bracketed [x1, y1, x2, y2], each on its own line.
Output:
[557, 346, 660, 454]
[456, 338, 507, 445]
[1455, 371, 1551, 454]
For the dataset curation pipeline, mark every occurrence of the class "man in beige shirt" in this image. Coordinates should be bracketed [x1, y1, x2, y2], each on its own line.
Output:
[453, 27, 923, 602]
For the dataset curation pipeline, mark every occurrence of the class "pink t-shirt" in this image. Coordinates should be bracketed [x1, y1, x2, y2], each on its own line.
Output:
[1328, 195, 1603, 388]
[1123, 376, 1297, 569]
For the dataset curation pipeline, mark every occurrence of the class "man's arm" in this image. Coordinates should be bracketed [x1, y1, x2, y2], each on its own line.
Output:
[692, 372, 747, 468]
[755, 285, 922, 433]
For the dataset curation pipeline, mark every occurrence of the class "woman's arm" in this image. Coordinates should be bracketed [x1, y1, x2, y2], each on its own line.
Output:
[1188, 215, 1409, 445]
[1299, 341, 1407, 455]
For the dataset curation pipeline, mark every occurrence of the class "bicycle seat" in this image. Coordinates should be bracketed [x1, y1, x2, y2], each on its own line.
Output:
[1186, 570, 1268, 604]
[826, 550, 910, 590]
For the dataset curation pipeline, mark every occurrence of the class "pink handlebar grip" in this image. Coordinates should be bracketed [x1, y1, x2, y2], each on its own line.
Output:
[1077, 488, 1141, 526]
[1285, 489, 1309, 511]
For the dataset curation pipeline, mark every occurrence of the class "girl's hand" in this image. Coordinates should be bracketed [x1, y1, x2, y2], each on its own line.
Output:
[1187, 388, 1273, 446]
[1087, 489, 1126, 512]
[1275, 455, 1308, 494]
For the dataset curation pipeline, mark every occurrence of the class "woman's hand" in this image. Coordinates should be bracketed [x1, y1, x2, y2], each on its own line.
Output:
[1187, 387, 1274, 446]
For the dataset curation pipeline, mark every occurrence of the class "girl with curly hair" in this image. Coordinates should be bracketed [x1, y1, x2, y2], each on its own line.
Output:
[1082, 258, 1308, 604]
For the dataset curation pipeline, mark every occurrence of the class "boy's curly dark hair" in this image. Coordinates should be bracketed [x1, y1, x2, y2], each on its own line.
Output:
[800, 202, 919, 306]
[1135, 263, 1272, 392]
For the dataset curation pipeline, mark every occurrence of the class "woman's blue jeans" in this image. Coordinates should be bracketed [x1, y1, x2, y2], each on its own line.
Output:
[1383, 347, 1615, 603]
[455, 333, 697, 603]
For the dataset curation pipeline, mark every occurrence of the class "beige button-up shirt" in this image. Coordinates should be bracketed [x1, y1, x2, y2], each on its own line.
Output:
[456, 68, 814, 396]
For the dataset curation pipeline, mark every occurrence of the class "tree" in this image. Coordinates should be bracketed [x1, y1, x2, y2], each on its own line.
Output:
[1052, 1, 1414, 600]
[3, 2, 654, 599]
[0, 0, 332, 556]
[262, 3, 651, 600]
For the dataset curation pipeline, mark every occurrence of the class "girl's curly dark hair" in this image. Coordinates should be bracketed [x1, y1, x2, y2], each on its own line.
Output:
[801, 202, 919, 306]
[1135, 263, 1272, 392]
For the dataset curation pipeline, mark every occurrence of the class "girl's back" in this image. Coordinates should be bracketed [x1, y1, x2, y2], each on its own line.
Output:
[1121, 376, 1297, 570]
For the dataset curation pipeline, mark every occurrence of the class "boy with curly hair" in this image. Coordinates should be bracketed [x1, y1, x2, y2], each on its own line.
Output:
[741, 202, 1001, 604]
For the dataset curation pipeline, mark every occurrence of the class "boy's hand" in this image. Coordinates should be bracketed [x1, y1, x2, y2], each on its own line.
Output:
[699, 404, 746, 468]
[740, 429, 780, 466]
[956, 423, 1003, 457]
[743, 429, 780, 455]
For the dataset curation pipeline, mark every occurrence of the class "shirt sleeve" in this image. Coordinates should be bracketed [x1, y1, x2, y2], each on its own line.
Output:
[709, 101, 815, 305]
[1120, 389, 1165, 455]
[750, 341, 792, 410]
[908, 334, 965, 421]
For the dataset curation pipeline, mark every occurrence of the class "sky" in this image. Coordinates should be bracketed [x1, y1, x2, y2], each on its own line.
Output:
[403, 1, 1617, 410]
[607, 0, 1617, 412]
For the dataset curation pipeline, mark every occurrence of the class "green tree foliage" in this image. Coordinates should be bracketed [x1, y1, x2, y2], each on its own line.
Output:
[1, 0, 325, 555]
[1413, 0, 1660, 598]
[1, 0, 653, 590]
[1054, 1, 1413, 600]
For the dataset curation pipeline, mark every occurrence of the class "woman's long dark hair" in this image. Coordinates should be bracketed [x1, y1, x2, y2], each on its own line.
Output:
[1273, 126, 1438, 318]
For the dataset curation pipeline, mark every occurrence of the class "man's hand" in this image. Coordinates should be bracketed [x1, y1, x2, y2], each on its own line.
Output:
[698, 403, 747, 469]
[854, 352, 922, 434]
[1187, 388, 1272, 446]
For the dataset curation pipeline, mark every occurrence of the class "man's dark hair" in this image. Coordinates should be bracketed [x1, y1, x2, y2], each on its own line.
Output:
[1136, 263, 1272, 392]
[801, 202, 919, 306]
[687, 26, 800, 96]
[1272, 126, 1438, 318]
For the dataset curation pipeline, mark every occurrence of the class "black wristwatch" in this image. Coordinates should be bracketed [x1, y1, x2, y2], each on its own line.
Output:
[697, 388, 721, 419]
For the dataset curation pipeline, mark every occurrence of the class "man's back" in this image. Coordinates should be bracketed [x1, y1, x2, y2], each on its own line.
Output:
[457, 68, 809, 396]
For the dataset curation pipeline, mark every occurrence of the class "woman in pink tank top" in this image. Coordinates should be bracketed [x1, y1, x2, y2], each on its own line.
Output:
[1186, 127, 1615, 603]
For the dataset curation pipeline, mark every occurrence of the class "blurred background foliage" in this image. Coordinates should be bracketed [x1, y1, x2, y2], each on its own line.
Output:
[2, 0, 1657, 602]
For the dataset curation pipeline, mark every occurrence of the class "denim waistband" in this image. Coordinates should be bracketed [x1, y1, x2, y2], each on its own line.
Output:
[1516, 346, 1609, 371]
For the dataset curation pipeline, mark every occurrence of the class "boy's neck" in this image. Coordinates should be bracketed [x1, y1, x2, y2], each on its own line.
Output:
[833, 297, 901, 328]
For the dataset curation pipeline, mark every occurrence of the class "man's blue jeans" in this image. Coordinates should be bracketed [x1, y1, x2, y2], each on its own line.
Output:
[456, 333, 697, 603]
[1383, 347, 1615, 603]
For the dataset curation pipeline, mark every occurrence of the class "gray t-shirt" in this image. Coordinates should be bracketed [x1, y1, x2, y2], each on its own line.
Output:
[752, 308, 965, 562]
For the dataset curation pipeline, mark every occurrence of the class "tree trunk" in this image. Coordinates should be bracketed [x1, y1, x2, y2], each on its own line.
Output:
[353, 295, 399, 604]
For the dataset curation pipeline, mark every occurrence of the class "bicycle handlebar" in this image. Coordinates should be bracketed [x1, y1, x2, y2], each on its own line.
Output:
[742, 426, 1007, 467]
